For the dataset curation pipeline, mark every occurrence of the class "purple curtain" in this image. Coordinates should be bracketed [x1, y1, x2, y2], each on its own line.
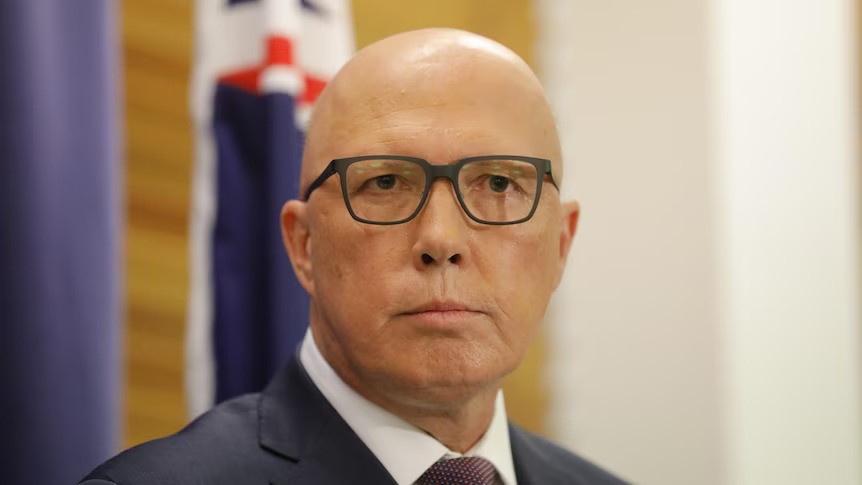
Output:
[0, 1, 122, 483]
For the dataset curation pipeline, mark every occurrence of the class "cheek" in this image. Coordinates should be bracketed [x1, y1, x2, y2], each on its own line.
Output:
[309, 210, 361, 313]
[310, 216, 409, 322]
[479, 225, 560, 336]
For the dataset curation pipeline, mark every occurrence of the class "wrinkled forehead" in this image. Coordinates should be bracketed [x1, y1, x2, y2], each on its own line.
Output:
[301, 31, 563, 188]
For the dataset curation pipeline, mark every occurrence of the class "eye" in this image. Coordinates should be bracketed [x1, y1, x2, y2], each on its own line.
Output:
[488, 175, 512, 193]
[375, 174, 396, 190]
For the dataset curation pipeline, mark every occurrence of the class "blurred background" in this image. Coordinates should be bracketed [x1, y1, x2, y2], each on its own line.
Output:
[1, 0, 859, 484]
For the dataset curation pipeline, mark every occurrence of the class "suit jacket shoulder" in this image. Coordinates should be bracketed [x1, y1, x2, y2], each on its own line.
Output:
[80, 357, 394, 485]
[509, 423, 629, 485]
[80, 393, 278, 485]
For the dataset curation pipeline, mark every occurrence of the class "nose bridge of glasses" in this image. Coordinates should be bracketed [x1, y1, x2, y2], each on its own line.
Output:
[416, 163, 462, 207]
[420, 165, 466, 219]
[426, 163, 461, 186]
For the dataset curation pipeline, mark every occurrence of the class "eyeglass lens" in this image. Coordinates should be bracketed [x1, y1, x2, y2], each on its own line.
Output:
[344, 158, 540, 223]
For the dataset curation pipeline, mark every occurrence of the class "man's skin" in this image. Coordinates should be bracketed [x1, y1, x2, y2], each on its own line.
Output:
[281, 28, 580, 453]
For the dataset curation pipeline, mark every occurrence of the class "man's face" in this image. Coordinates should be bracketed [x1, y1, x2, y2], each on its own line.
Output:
[284, 38, 576, 409]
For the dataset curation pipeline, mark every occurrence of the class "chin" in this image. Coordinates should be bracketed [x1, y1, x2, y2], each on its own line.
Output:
[372, 345, 518, 406]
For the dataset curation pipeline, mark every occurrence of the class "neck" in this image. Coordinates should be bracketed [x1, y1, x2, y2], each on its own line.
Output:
[379, 386, 500, 453]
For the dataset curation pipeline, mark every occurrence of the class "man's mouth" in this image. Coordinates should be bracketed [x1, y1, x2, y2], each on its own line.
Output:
[400, 300, 485, 328]
[405, 300, 476, 314]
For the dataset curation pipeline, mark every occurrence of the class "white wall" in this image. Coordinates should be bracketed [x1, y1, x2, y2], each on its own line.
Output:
[712, 0, 861, 483]
[537, 0, 861, 484]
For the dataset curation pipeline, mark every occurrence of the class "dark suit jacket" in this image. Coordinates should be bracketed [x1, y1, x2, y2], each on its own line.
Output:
[81, 357, 627, 484]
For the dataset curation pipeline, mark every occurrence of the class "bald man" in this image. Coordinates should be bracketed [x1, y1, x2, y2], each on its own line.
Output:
[81, 29, 626, 485]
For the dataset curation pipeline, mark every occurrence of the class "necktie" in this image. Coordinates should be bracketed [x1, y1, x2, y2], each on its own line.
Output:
[416, 456, 500, 485]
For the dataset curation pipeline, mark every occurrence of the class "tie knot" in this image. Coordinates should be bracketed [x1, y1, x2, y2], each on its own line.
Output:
[417, 456, 500, 485]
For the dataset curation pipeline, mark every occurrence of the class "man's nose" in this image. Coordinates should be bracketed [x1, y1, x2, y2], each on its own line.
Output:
[411, 180, 471, 268]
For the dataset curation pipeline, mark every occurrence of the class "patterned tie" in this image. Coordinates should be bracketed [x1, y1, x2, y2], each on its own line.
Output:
[416, 456, 500, 485]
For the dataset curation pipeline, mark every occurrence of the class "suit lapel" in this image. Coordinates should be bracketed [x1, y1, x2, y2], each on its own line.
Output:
[509, 423, 565, 485]
[509, 424, 543, 485]
[259, 356, 397, 484]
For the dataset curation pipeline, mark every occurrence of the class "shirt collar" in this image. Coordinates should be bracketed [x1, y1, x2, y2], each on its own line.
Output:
[299, 328, 518, 485]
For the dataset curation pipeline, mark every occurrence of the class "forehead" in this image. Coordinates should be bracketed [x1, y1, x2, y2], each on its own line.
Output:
[329, 73, 553, 163]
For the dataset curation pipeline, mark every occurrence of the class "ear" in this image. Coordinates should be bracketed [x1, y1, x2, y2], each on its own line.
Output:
[554, 199, 581, 286]
[281, 199, 315, 296]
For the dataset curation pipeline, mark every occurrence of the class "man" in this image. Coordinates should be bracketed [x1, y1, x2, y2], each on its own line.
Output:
[81, 29, 626, 484]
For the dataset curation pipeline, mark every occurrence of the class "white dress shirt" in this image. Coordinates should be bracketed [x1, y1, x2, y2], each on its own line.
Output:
[299, 328, 518, 485]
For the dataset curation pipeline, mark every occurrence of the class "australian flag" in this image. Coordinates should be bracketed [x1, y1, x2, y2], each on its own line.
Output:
[187, 0, 354, 417]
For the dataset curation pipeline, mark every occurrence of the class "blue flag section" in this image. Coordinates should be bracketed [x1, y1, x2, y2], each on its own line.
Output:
[187, 0, 353, 415]
[211, 86, 309, 401]
[0, 1, 122, 484]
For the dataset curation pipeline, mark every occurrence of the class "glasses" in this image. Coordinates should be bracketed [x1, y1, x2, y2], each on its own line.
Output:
[303, 155, 559, 225]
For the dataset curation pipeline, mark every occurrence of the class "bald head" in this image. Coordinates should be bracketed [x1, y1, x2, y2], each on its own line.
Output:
[300, 28, 563, 192]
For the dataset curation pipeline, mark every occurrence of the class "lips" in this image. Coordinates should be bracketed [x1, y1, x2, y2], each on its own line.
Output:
[399, 300, 485, 328]
[403, 300, 479, 314]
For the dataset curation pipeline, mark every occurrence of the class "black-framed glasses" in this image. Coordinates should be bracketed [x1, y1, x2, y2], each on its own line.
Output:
[303, 155, 559, 225]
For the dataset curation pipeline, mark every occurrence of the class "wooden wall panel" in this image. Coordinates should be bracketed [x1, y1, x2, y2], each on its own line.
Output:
[352, 0, 536, 66]
[122, 0, 544, 449]
[122, 0, 192, 448]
